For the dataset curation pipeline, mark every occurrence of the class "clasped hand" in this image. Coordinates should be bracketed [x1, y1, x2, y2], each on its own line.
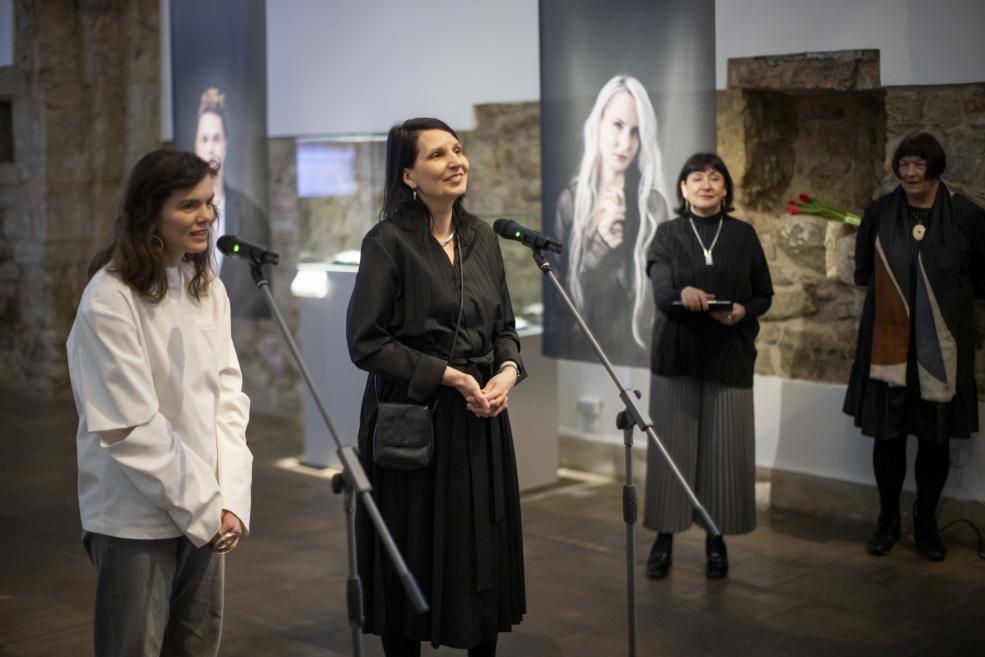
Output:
[209, 509, 244, 554]
[444, 367, 517, 418]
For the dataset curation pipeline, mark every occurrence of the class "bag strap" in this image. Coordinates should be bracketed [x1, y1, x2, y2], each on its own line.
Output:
[429, 237, 464, 413]
[374, 236, 465, 409]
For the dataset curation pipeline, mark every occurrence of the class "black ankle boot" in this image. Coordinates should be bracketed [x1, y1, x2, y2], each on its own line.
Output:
[914, 515, 947, 562]
[705, 535, 728, 579]
[646, 532, 673, 579]
[866, 513, 901, 556]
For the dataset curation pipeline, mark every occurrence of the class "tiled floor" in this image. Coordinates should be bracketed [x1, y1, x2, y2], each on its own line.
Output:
[2, 393, 984, 656]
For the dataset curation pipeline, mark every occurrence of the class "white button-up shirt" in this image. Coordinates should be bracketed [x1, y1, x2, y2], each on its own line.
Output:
[67, 265, 252, 547]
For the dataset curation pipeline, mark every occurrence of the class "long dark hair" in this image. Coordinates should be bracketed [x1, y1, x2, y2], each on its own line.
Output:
[88, 149, 218, 303]
[674, 152, 735, 215]
[381, 117, 466, 229]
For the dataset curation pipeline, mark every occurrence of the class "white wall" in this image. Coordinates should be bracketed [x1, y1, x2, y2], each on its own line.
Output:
[156, 0, 985, 139]
[265, 0, 540, 136]
[753, 376, 985, 503]
[715, 0, 985, 89]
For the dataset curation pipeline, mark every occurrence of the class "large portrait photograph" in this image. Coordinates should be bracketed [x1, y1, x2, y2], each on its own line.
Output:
[540, 0, 716, 367]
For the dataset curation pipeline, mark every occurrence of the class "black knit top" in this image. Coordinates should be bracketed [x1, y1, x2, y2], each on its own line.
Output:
[647, 213, 773, 388]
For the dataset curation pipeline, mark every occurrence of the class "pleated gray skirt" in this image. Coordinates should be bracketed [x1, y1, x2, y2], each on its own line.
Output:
[643, 374, 757, 535]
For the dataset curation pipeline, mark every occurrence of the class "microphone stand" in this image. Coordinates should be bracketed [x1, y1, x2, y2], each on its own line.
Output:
[246, 261, 428, 656]
[530, 248, 721, 657]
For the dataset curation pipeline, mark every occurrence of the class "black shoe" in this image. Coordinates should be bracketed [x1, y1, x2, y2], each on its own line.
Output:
[705, 535, 728, 579]
[914, 516, 947, 562]
[866, 513, 901, 556]
[646, 533, 673, 579]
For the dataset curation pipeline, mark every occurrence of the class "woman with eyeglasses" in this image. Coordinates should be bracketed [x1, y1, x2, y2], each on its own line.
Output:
[845, 132, 985, 561]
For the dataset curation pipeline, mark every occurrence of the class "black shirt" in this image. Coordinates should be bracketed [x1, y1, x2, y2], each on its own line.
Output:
[647, 213, 773, 388]
[346, 211, 524, 402]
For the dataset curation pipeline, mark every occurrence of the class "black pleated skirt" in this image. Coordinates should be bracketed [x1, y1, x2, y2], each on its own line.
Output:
[355, 368, 526, 649]
[843, 360, 978, 443]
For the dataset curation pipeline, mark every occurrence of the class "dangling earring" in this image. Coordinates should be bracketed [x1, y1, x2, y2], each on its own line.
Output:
[151, 234, 164, 252]
[684, 198, 690, 213]
[412, 188, 417, 201]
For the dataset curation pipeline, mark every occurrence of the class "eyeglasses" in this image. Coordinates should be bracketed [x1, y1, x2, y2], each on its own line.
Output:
[898, 160, 928, 174]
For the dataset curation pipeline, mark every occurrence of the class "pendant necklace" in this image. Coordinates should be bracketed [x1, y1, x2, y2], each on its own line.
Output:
[689, 215, 724, 266]
[910, 211, 926, 242]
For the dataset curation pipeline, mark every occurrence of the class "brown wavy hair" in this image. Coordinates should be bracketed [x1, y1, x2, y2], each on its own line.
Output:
[88, 149, 219, 303]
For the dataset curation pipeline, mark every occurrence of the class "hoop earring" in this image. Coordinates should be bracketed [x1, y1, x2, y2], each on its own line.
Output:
[151, 234, 164, 252]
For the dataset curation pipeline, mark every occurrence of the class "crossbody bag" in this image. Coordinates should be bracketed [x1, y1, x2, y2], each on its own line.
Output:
[372, 238, 464, 470]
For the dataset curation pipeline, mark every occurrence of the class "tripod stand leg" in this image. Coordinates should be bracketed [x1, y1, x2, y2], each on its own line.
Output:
[333, 474, 364, 656]
[622, 422, 638, 657]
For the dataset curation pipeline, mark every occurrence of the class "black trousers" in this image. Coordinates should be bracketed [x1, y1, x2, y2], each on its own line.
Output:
[872, 436, 950, 518]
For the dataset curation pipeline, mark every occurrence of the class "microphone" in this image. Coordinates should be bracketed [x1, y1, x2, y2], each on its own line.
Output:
[217, 235, 279, 266]
[493, 218, 562, 253]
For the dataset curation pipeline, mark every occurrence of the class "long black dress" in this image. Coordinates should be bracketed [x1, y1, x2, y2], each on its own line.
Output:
[346, 210, 526, 649]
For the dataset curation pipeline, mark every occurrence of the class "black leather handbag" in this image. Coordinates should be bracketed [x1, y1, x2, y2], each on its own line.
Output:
[372, 239, 464, 471]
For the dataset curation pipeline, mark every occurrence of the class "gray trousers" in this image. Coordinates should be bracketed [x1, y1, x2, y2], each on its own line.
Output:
[643, 375, 757, 535]
[82, 532, 224, 657]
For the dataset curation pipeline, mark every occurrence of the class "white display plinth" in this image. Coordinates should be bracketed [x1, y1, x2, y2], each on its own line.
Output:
[511, 331, 559, 491]
[296, 265, 364, 468]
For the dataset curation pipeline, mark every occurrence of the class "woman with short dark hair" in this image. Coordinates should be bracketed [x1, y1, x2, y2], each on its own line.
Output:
[844, 132, 985, 561]
[643, 152, 773, 580]
[347, 118, 525, 656]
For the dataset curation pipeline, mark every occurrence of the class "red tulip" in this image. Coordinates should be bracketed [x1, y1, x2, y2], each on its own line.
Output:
[789, 207, 801, 215]
[799, 193, 811, 203]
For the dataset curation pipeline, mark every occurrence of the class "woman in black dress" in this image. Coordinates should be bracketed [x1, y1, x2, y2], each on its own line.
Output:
[844, 132, 985, 561]
[644, 153, 773, 579]
[346, 118, 525, 656]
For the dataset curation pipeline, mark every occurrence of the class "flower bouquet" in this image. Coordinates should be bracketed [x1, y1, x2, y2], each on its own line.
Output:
[786, 194, 860, 227]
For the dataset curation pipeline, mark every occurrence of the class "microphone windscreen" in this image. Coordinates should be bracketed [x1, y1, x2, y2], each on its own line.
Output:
[493, 219, 518, 237]
[216, 235, 238, 256]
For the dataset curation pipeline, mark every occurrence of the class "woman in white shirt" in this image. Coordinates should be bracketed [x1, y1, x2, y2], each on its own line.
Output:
[67, 149, 252, 657]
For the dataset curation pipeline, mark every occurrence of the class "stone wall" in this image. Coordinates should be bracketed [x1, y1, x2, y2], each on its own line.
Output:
[463, 102, 542, 320]
[232, 138, 302, 417]
[0, 0, 161, 397]
[719, 51, 985, 394]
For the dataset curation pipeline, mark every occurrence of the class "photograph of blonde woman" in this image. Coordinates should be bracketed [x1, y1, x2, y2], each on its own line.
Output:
[545, 74, 669, 366]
